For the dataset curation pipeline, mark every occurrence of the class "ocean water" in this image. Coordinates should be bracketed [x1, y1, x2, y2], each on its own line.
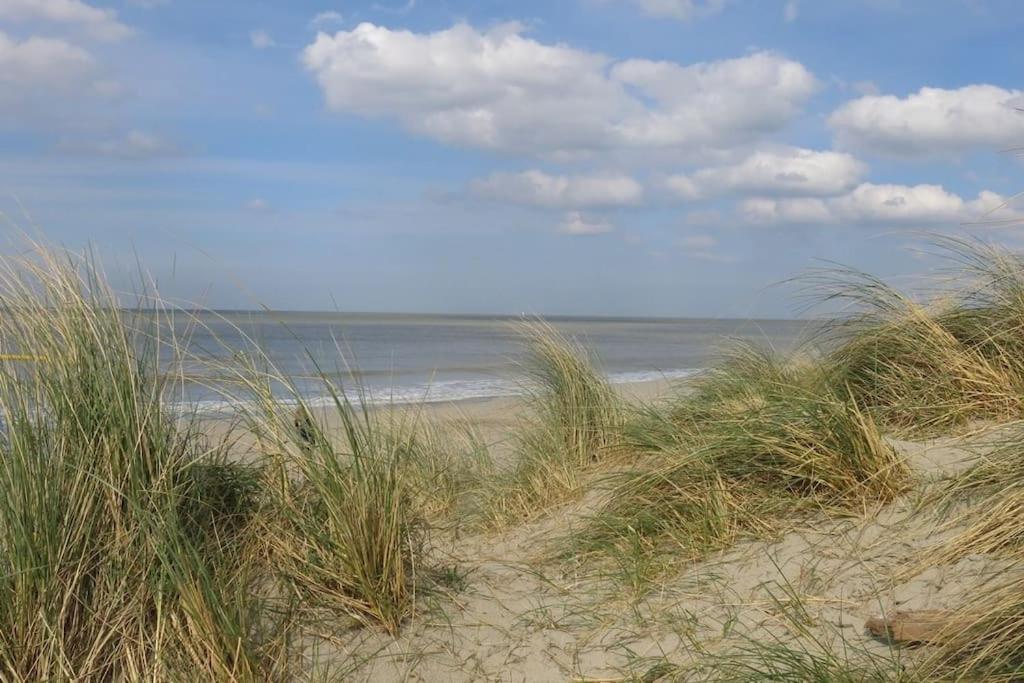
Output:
[172, 312, 809, 411]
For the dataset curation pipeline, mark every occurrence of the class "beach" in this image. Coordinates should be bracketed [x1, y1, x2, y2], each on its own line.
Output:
[259, 369, 1002, 681]
[7, 242, 1024, 681]
[3, 1, 1018, 678]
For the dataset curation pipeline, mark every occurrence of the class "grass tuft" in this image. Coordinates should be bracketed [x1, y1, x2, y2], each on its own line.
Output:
[812, 238, 1024, 433]
[0, 243, 285, 680]
[569, 344, 909, 586]
[482, 321, 622, 525]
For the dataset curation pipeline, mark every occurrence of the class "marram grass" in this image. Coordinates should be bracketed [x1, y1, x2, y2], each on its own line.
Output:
[569, 345, 910, 585]
[9, 236, 1024, 678]
[482, 320, 623, 525]
[0, 244, 287, 680]
[813, 238, 1024, 433]
[225, 358, 430, 635]
[908, 429, 1024, 680]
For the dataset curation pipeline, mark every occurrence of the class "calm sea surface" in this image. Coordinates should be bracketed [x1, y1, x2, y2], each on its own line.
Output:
[173, 312, 810, 411]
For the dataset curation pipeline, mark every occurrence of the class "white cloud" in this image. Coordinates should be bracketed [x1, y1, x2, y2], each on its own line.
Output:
[665, 147, 867, 199]
[311, 10, 343, 28]
[829, 84, 1024, 156]
[740, 183, 1016, 226]
[560, 211, 614, 235]
[303, 22, 816, 158]
[59, 130, 180, 160]
[250, 29, 275, 49]
[629, 0, 726, 20]
[784, 0, 799, 21]
[0, 30, 95, 93]
[0, 0, 132, 41]
[471, 170, 643, 208]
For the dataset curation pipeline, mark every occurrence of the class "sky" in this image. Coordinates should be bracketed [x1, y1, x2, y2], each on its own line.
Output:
[0, 0, 1022, 318]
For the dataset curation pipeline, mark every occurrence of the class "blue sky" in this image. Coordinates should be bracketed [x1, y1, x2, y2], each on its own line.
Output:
[0, 0, 1021, 317]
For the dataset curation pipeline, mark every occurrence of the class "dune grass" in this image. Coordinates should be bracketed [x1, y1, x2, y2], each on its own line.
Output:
[11, 235, 1024, 678]
[392, 413, 495, 522]
[0, 245, 287, 680]
[0, 243, 467, 676]
[568, 345, 910, 586]
[481, 320, 622, 525]
[225, 363, 430, 635]
[812, 239, 1024, 433]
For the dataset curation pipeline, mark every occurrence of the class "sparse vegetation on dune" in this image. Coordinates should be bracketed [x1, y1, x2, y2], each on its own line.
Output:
[482, 320, 623, 525]
[568, 344, 910, 586]
[896, 429, 1024, 680]
[814, 239, 1024, 433]
[13, 236, 1024, 679]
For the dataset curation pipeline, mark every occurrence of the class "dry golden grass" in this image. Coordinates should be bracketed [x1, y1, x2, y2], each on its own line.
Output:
[0, 242, 289, 680]
[482, 320, 623, 525]
[567, 345, 910, 587]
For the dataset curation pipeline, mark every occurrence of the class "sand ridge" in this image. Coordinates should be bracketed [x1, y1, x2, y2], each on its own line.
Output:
[306, 388, 1005, 681]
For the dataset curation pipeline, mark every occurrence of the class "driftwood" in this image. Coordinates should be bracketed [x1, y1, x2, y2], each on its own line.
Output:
[865, 609, 957, 645]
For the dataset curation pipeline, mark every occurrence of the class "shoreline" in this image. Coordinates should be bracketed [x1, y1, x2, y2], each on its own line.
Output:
[184, 369, 697, 416]
[200, 376, 680, 457]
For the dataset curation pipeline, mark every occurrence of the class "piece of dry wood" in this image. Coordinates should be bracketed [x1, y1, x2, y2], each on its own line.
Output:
[865, 609, 956, 645]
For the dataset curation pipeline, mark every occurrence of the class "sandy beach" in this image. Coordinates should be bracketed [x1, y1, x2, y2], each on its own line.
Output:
[299, 378, 1002, 681]
[8, 245, 1024, 680]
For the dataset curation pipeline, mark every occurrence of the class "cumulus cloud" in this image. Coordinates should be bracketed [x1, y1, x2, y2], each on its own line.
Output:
[302, 22, 816, 158]
[471, 170, 643, 208]
[629, 0, 726, 20]
[740, 183, 1016, 226]
[560, 211, 614, 235]
[0, 0, 133, 41]
[665, 147, 867, 199]
[0, 30, 95, 93]
[829, 84, 1024, 156]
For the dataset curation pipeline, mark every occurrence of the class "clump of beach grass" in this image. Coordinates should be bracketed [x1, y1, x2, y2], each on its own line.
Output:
[916, 567, 1024, 681]
[391, 412, 495, 522]
[568, 344, 909, 586]
[0, 244, 287, 680]
[482, 320, 622, 525]
[812, 239, 1024, 433]
[232, 373, 427, 635]
[637, 568, 913, 681]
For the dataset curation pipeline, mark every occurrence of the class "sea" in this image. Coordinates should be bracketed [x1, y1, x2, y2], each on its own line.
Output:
[171, 312, 810, 412]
